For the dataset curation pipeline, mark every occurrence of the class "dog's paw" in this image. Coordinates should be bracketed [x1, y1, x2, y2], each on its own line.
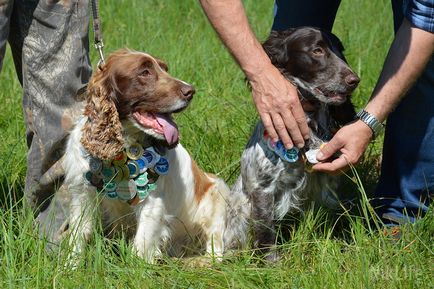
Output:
[132, 242, 162, 264]
[64, 253, 82, 270]
[264, 250, 282, 263]
[180, 256, 218, 268]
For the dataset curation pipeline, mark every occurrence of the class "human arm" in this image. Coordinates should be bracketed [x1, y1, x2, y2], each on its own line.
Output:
[198, 0, 309, 148]
[313, 18, 434, 173]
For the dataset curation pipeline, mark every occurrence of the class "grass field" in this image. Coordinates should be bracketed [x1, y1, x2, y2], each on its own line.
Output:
[1, 0, 433, 288]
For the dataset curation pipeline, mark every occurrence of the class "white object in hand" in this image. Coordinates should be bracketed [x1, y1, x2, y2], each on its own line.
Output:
[305, 149, 320, 164]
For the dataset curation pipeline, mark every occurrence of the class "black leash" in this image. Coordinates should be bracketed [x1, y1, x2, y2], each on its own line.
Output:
[90, 0, 105, 68]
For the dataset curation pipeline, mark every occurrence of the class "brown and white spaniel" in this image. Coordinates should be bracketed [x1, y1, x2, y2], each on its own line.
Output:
[63, 49, 247, 263]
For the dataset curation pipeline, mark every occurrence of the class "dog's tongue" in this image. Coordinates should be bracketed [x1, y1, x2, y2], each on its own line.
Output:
[154, 113, 179, 145]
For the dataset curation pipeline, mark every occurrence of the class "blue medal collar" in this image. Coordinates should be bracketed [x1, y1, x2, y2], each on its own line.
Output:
[262, 131, 301, 163]
[84, 143, 170, 206]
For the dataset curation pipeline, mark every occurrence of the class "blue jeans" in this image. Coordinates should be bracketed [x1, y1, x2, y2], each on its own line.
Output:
[273, 0, 433, 224]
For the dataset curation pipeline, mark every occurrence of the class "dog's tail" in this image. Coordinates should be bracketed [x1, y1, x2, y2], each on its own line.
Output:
[223, 175, 251, 249]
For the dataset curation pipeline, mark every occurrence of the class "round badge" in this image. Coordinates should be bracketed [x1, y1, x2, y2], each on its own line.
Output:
[134, 172, 149, 187]
[275, 140, 284, 151]
[84, 171, 93, 184]
[126, 143, 144, 160]
[116, 180, 138, 201]
[136, 157, 148, 173]
[120, 164, 130, 180]
[283, 147, 299, 163]
[147, 183, 157, 192]
[127, 160, 140, 179]
[112, 151, 127, 165]
[103, 181, 117, 192]
[112, 165, 127, 182]
[267, 138, 276, 151]
[137, 187, 150, 200]
[89, 157, 102, 173]
[101, 166, 116, 181]
[154, 157, 169, 175]
[274, 140, 287, 156]
[143, 149, 160, 167]
[106, 191, 118, 199]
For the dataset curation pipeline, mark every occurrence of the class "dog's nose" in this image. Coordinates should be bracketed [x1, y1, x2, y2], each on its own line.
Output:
[345, 74, 360, 87]
[181, 84, 195, 101]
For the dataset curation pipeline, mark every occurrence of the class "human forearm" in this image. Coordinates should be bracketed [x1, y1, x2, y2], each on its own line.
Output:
[199, 0, 309, 148]
[364, 19, 434, 123]
[199, 0, 273, 79]
[314, 19, 434, 173]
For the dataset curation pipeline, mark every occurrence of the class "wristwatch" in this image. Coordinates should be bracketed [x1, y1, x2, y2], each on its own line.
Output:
[356, 109, 385, 139]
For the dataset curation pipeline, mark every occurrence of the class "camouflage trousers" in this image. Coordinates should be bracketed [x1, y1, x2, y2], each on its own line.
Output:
[0, 0, 92, 245]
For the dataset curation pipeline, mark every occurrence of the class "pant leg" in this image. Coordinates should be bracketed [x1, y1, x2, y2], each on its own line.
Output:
[0, 0, 36, 77]
[0, 0, 14, 72]
[272, 0, 341, 32]
[373, 1, 434, 225]
[374, 59, 434, 225]
[21, 0, 92, 243]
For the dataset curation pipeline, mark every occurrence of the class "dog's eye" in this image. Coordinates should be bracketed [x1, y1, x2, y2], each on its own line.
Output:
[312, 47, 325, 56]
[140, 68, 151, 76]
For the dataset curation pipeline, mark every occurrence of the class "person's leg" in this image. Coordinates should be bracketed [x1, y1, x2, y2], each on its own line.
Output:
[0, 0, 14, 72]
[374, 60, 434, 224]
[272, 0, 341, 32]
[373, 1, 433, 225]
[1, 0, 38, 77]
[21, 0, 92, 243]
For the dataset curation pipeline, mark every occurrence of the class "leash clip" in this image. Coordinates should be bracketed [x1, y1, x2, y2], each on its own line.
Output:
[95, 40, 105, 69]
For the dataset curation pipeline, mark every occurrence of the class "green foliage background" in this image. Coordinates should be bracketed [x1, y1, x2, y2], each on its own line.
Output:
[0, 1, 432, 288]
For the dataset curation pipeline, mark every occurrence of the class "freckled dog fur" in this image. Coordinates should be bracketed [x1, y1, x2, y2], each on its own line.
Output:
[231, 27, 360, 260]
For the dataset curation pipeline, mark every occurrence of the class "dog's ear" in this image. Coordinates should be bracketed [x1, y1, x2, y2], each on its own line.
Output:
[81, 66, 124, 160]
[262, 29, 296, 68]
[321, 30, 348, 63]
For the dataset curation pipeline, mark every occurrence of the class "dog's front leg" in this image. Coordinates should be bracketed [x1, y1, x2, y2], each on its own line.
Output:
[204, 216, 225, 259]
[133, 196, 167, 263]
[67, 182, 97, 266]
[250, 189, 280, 262]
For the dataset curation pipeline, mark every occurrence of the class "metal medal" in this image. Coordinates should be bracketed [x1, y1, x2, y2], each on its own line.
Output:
[116, 179, 138, 201]
[126, 143, 144, 160]
[127, 160, 140, 179]
[154, 157, 169, 175]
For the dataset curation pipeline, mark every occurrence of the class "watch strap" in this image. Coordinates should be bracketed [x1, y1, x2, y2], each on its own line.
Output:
[356, 109, 384, 139]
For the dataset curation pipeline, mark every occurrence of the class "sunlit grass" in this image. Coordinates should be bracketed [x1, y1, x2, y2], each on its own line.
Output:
[0, 1, 432, 288]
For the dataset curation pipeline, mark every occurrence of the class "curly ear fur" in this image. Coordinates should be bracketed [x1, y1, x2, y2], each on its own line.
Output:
[262, 29, 295, 69]
[81, 66, 124, 160]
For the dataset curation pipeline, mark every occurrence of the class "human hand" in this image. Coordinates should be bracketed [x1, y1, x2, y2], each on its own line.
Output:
[250, 65, 309, 149]
[312, 120, 373, 174]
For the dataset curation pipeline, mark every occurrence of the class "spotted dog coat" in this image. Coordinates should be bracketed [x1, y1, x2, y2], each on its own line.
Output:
[231, 27, 360, 259]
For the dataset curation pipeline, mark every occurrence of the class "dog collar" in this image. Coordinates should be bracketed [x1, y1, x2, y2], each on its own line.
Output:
[262, 131, 321, 172]
[262, 131, 301, 163]
[83, 143, 169, 206]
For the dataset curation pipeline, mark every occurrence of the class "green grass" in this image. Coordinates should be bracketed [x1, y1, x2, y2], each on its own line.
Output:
[0, 0, 433, 288]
